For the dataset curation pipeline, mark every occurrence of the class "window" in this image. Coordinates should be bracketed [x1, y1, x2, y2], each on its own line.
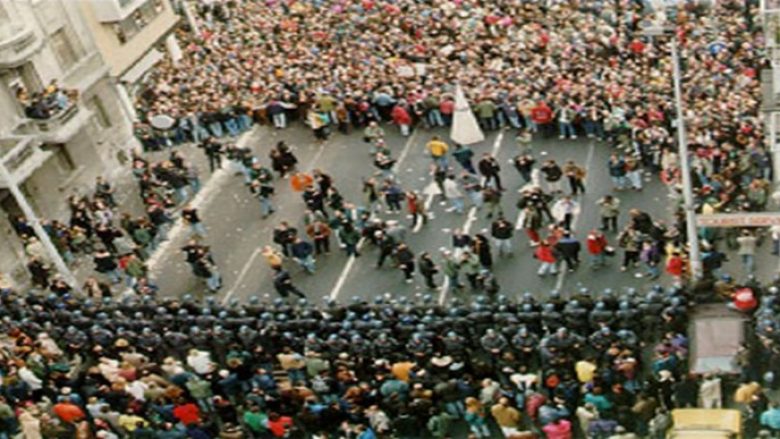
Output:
[5, 64, 42, 115]
[42, 144, 75, 174]
[50, 29, 78, 71]
[6, 64, 42, 95]
[112, 0, 165, 45]
[87, 96, 112, 128]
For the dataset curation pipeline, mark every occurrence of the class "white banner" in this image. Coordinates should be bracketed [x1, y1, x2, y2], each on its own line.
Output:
[450, 84, 485, 146]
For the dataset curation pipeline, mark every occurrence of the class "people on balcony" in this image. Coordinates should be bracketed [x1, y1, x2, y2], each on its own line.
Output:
[16, 81, 75, 120]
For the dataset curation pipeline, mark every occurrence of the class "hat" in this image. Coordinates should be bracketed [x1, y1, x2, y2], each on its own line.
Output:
[431, 355, 453, 368]
[115, 338, 129, 348]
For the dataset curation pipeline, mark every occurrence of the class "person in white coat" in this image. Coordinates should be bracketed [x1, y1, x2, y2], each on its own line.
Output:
[552, 195, 580, 231]
[443, 175, 465, 214]
[699, 374, 722, 408]
[186, 349, 216, 375]
[18, 364, 43, 392]
[18, 407, 41, 439]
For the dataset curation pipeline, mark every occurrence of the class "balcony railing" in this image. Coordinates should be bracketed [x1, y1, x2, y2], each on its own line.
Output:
[32, 103, 79, 132]
[14, 99, 93, 145]
[20, 89, 78, 121]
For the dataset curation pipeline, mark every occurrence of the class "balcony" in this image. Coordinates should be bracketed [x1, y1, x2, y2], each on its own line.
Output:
[0, 137, 52, 188]
[0, 25, 43, 69]
[15, 102, 93, 144]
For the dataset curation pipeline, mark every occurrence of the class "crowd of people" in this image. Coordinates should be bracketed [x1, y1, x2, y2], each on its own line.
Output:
[127, 0, 770, 281]
[0, 278, 763, 439]
[1, 0, 775, 436]
[133, 0, 764, 165]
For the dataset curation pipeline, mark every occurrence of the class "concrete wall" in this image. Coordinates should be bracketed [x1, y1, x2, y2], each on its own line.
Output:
[79, 0, 179, 78]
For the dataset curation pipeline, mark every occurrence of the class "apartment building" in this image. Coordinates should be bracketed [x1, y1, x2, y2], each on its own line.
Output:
[0, 0, 138, 285]
[78, 0, 180, 119]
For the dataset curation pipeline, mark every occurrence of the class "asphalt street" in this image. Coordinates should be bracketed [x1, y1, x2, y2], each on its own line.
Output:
[146, 124, 780, 304]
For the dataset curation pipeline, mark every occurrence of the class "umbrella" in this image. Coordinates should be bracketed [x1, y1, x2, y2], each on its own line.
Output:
[150, 114, 176, 130]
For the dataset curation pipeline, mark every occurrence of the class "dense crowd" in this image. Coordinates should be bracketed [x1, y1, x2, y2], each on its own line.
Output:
[2, 0, 775, 437]
[128, 0, 770, 281]
[15, 0, 771, 294]
[0, 280, 748, 438]
[134, 0, 764, 166]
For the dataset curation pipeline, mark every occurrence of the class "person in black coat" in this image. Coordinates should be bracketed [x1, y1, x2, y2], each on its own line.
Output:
[394, 243, 415, 283]
[273, 266, 305, 299]
[375, 231, 396, 268]
[418, 252, 438, 289]
[555, 231, 582, 272]
[472, 234, 493, 269]
[478, 153, 503, 191]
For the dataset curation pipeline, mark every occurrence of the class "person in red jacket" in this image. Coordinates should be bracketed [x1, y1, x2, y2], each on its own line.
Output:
[586, 229, 608, 269]
[53, 397, 86, 424]
[440, 97, 455, 126]
[267, 412, 294, 437]
[391, 104, 412, 136]
[530, 101, 553, 136]
[665, 251, 686, 281]
[535, 239, 558, 277]
[173, 399, 202, 426]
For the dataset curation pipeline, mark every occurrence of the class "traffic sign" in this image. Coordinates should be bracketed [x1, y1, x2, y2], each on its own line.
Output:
[697, 213, 780, 227]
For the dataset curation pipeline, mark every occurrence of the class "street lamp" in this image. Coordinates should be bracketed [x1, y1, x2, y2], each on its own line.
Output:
[0, 155, 79, 291]
[643, 23, 703, 280]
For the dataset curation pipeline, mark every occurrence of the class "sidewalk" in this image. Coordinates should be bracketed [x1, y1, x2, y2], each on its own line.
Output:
[69, 126, 259, 289]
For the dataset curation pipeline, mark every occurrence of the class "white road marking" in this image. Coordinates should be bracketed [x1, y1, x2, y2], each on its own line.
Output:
[515, 209, 526, 231]
[438, 277, 451, 305]
[415, 181, 441, 233]
[329, 255, 357, 300]
[393, 130, 419, 172]
[439, 132, 505, 305]
[147, 126, 259, 269]
[222, 247, 263, 304]
[554, 141, 596, 290]
[330, 130, 420, 300]
[462, 206, 478, 234]
[491, 131, 505, 156]
[305, 141, 328, 170]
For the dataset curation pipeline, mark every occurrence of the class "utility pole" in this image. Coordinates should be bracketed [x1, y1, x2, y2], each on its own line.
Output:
[0, 159, 79, 290]
[669, 38, 703, 280]
[643, 16, 703, 279]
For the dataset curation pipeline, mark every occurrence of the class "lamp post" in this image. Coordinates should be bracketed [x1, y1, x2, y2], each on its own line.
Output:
[644, 23, 703, 280]
[0, 158, 79, 290]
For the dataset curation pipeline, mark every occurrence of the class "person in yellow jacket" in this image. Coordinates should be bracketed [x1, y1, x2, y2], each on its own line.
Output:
[261, 245, 284, 270]
[427, 136, 449, 168]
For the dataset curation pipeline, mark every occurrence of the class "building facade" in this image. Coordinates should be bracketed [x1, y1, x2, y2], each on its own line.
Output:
[78, 0, 180, 120]
[0, 0, 139, 286]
